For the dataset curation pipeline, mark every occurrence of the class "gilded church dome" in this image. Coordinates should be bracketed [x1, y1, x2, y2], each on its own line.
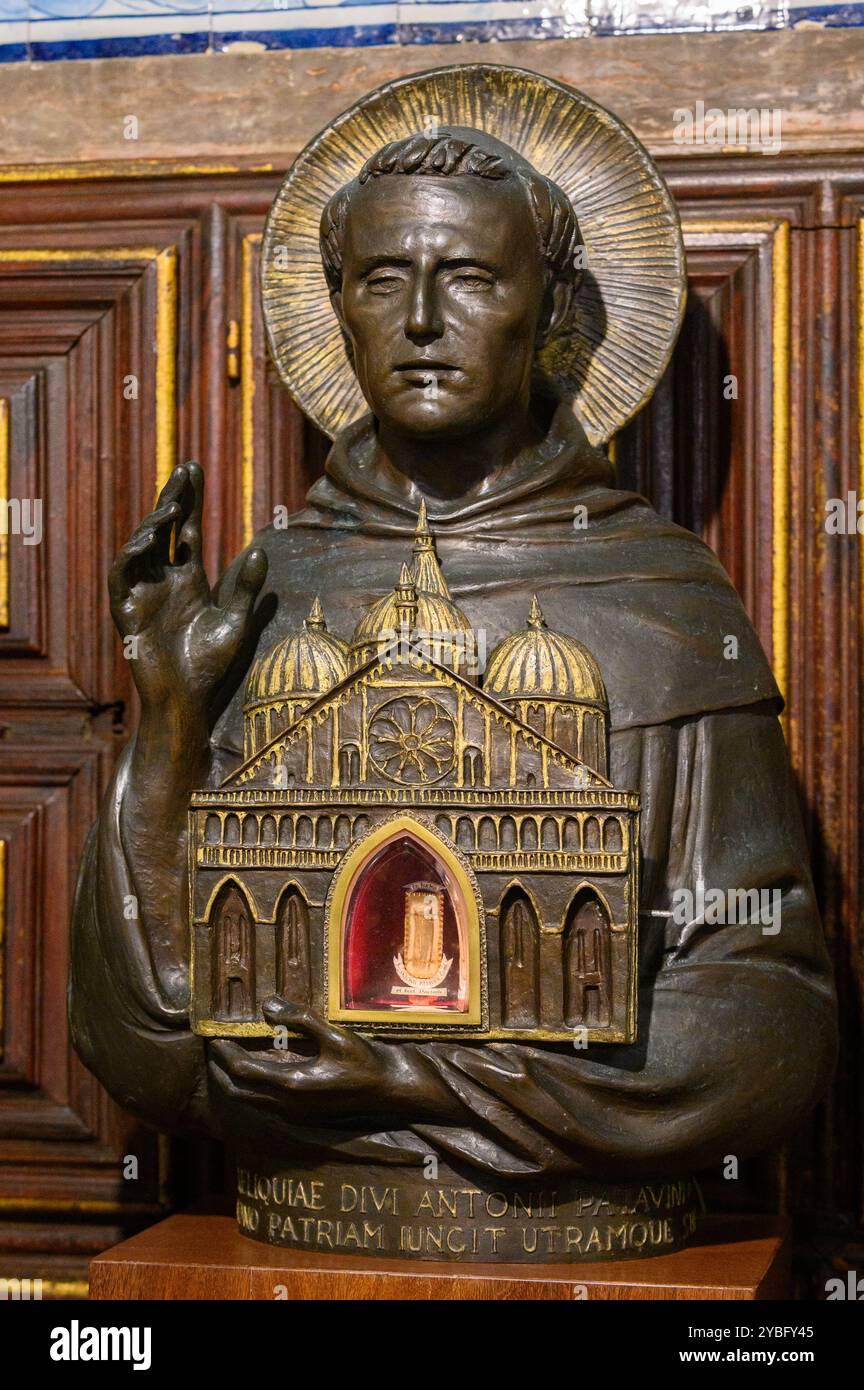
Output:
[245, 597, 349, 706]
[484, 596, 607, 705]
[350, 501, 476, 673]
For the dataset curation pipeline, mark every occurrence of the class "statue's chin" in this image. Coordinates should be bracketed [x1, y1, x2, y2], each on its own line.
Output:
[371, 400, 503, 445]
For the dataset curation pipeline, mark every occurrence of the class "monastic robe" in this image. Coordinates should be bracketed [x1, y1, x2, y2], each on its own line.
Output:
[70, 404, 836, 1180]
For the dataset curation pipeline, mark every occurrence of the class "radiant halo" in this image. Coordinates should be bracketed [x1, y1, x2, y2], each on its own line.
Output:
[260, 62, 686, 448]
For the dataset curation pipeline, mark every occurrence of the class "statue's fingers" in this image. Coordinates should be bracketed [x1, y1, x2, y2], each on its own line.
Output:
[208, 1055, 316, 1121]
[220, 548, 268, 632]
[262, 999, 355, 1057]
[207, 1052, 277, 1107]
[153, 462, 191, 513]
[261, 996, 305, 1027]
[115, 488, 183, 585]
[176, 461, 204, 565]
[125, 497, 180, 553]
[209, 1039, 282, 1084]
[108, 532, 149, 606]
[107, 505, 179, 607]
[208, 1041, 318, 1103]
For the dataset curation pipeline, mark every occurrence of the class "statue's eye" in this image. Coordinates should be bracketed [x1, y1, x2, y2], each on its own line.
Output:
[366, 272, 406, 294]
[450, 272, 493, 291]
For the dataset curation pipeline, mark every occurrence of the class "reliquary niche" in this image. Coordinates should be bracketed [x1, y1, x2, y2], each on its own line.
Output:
[189, 503, 639, 1041]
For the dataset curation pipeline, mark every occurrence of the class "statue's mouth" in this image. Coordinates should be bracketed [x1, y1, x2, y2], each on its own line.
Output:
[394, 361, 461, 385]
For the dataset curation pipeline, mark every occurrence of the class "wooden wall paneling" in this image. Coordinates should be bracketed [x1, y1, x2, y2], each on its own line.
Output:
[0, 744, 166, 1290]
[0, 245, 181, 709]
[0, 176, 225, 581]
[616, 212, 797, 1220]
[0, 216, 203, 1290]
[0, 367, 41, 663]
[814, 199, 864, 1226]
[615, 217, 788, 683]
[0, 168, 332, 576]
[775, 219, 859, 1226]
[223, 210, 327, 562]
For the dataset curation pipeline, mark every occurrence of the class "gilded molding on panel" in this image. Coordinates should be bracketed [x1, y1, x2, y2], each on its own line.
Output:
[770, 221, 791, 712]
[39, 1280, 90, 1299]
[0, 159, 274, 183]
[0, 840, 5, 1046]
[0, 1273, 90, 1300]
[859, 219, 864, 649]
[0, 1196, 164, 1214]
[0, 247, 178, 498]
[154, 247, 178, 495]
[241, 233, 262, 546]
[0, 401, 8, 630]
[682, 218, 791, 709]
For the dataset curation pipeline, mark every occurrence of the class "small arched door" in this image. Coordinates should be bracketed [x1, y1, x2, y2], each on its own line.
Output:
[563, 888, 612, 1028]
[276, 889, 311, 1006]
[500, 889, 539, 1029]
[212, 882, 255, 1020]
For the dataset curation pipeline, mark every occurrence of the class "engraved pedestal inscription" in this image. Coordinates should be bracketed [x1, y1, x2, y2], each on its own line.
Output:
[234, 1161, 701, 1264]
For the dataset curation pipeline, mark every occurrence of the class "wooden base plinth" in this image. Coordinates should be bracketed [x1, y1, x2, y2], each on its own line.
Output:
[90, 1214, 791, 1300]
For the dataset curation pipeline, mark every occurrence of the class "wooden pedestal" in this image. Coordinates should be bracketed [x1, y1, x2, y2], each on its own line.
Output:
[89, 1213, 791, 1300]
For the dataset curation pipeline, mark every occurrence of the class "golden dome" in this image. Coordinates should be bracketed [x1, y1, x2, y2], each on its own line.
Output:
[245, 597, 349, 707]
[484, 596, 607, 704]
[350, 501, 476, 672]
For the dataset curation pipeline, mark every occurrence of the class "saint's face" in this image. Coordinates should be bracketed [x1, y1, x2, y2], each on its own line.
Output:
[332, 174, 549, 441]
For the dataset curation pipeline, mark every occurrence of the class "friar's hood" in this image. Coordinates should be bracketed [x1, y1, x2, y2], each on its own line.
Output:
[212, 402, 779, 756]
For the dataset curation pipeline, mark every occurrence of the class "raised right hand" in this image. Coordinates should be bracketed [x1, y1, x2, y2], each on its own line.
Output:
[108, 462, 267, 724]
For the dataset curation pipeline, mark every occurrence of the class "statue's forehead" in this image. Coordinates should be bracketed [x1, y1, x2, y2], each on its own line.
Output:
[348, 170, 521, 214]
[343, 172, 534, 248]
[341, 175, 538, 266]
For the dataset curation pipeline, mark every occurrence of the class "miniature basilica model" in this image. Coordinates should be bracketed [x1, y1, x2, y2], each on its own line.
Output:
[189, 505, 639, 1043]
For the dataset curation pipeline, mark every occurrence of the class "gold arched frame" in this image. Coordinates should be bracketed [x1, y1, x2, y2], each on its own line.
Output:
[493, 876, 545, 936]
[191, 871, 264, 1038]
[325, 813, 484, 1028]
[271, 877, 316, 926]
[559, 879, 617, 935]
[195, 871, 261, 932]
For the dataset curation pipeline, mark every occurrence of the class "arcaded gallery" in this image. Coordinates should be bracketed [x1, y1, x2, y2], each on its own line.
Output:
[0, 0, 861, 1347]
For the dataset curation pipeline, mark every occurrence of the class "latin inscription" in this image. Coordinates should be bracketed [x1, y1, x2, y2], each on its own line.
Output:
[236, 1168, 699, 1262]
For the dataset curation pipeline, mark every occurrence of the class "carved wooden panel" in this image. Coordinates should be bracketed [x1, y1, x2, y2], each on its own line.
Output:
[0, 742, 165, 1296]
[617, 217, 788, 677]
[223, 215, 328, 555]
[0, 249, 178, 709]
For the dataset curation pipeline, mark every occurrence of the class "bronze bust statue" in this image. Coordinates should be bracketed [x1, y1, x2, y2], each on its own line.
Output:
[69, 65, 836, 1265]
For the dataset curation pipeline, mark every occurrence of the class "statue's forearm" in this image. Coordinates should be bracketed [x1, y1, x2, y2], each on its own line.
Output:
[69, 739, 212, 1137]
[120, 705, 212, 996]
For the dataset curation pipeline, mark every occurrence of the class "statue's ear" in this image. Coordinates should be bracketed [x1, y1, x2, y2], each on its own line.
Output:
[329, 289, 346, 333]
[329, 289, 356, 369]
[537, 279, 574, 347]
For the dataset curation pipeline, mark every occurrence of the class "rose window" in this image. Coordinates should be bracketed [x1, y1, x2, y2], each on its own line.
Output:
[368, 696, 456, 784]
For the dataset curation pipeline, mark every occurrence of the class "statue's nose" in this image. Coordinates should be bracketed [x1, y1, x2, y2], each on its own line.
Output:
[405, 276, 443, 343]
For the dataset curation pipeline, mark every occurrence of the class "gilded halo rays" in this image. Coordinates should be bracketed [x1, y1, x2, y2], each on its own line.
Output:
[261, 63, 686, 448]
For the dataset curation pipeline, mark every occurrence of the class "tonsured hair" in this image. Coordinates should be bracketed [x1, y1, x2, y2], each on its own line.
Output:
[319, 131, 583, 296]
